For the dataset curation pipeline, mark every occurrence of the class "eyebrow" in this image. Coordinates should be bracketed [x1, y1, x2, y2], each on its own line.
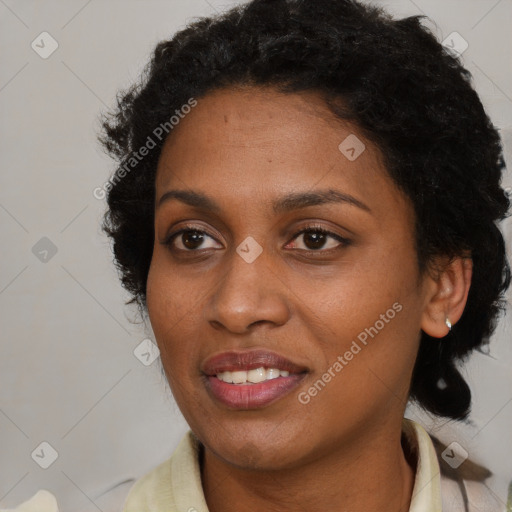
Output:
[157, 188, 371, 214]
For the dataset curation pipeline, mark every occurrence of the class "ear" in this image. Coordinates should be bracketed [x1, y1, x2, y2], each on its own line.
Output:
[420, 256, 473, 338]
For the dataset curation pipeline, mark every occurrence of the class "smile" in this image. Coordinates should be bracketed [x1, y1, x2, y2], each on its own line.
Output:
[216, 367, 290, 384]
[202, 349, 308, 409]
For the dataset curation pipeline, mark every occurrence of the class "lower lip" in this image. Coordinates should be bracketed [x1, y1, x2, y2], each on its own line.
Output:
[205, 374, 306, 409]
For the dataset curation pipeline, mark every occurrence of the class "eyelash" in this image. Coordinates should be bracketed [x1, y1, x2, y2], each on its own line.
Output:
[162, 223, 351, 254]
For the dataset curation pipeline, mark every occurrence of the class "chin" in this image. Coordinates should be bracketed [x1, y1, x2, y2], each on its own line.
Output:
[199, 422, 314, 471]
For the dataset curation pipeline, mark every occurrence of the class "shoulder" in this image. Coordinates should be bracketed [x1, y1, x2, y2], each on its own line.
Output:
[122, 456, 174, 511]
[122, 430, 209, 512]
[122, 423, 506, 512]
[430, 431, 505, 512]
[403, 419, 505, 512]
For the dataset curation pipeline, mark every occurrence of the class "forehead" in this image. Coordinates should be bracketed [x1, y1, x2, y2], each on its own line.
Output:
[155, 86, 409, 220]
[157, 86, 364, 164]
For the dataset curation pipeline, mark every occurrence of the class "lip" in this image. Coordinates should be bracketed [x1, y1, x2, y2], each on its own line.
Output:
[201, 349, 308, 376]
[201, 349, 309, 410]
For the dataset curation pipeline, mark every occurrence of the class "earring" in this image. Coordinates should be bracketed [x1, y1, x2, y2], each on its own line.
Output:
[445, 317, 452, 331]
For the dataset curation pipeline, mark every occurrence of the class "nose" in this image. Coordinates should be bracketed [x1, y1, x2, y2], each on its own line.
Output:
[205, 241, 291, 334]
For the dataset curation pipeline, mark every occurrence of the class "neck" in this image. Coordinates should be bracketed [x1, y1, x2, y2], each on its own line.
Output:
[200, 419, 416, 512]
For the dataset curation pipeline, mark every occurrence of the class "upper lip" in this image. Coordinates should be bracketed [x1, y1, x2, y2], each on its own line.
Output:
[202, 349, 308, 376]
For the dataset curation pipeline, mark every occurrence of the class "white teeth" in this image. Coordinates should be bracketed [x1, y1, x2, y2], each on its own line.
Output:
[247, 367, 267, 383]
[216, 367, 291, 384]
[231, 370, 247, 384]
[266, 368, 280, 380]
[220, 370, 232, 382]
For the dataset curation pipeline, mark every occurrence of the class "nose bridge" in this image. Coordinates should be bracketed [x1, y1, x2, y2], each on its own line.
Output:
[207, 236, 290, 332]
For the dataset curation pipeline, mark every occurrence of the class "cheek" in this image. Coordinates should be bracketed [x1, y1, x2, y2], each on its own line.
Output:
[147, 255, 184, 322]
[301, 240, 422, 401]
[297, 298, 418, 432]
[146, 255, 195, 370]
[147, 266, 203, 417]
[307, 244, 417, 339]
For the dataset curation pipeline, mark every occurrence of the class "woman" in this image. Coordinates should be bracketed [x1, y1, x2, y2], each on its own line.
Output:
[97, 0, 511, 510]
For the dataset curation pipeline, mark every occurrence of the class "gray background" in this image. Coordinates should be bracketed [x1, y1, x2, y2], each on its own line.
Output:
[0, 0, 511, 510]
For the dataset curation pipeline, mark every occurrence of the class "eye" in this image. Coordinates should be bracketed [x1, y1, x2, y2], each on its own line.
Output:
[162, 224, 351, 253]
[286, 225, 350, 252]
[163, 227, 221, 251]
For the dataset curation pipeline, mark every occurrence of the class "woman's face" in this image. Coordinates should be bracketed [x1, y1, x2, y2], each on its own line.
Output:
[147, 86, 430, 470]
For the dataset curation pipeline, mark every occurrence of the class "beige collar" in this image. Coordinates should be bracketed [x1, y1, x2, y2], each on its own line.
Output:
[402, 418, 443, 512]
[123, 418, 443, 511]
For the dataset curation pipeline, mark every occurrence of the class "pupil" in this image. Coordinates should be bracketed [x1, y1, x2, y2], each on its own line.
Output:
[183, 230, 204, 249]
[305, 231, 325, 249]
[180, 230, 327, 250]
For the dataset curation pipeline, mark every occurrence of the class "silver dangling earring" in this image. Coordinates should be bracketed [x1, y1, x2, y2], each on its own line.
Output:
[445, 317, 452, 331]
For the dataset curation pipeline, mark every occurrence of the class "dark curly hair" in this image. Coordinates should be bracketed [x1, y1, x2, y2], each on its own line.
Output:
[98, 0, 510, 421]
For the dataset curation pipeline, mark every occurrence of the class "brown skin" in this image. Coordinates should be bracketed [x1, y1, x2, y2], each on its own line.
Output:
[146, 86, 472, 512]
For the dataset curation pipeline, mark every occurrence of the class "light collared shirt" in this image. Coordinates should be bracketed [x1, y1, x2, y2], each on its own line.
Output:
[2, 419, 503, 511]
[122, 419, 443, 512]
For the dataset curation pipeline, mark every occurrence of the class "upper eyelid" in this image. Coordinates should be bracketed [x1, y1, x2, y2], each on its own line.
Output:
[164, 224, 348, 248]
[164, 224, 220, 244]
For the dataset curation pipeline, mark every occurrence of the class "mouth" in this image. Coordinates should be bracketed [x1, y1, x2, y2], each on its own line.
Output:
[215, 367, 293, 384]
[201, 349, 308, 409]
